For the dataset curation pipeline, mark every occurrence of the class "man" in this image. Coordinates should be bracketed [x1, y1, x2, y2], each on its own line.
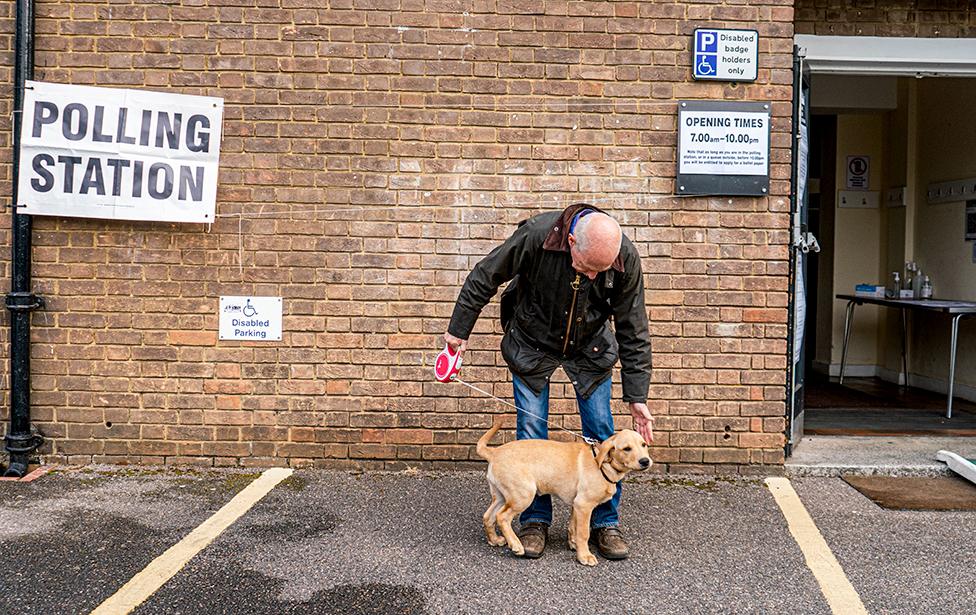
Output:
[444, 203, 653, 560]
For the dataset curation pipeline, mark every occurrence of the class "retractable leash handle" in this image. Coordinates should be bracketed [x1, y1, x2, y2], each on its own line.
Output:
[434, 343, 463, 383]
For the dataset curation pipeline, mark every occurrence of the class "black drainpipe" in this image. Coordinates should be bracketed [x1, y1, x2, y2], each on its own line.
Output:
[4, 0, 44, 478]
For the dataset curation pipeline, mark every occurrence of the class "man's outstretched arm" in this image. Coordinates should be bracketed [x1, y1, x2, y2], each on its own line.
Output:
[611, 248, 653, 441]
[445, 219, 537, 355]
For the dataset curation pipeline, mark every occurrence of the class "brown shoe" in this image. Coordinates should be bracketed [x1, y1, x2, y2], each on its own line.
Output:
[590, 527, 630, 560]
[517, 522, 548, 559]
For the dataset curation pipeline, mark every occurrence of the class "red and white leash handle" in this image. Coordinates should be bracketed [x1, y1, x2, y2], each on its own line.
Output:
[434, 343, 463, 383]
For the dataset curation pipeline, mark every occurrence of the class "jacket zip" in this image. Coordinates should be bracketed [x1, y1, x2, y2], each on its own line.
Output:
[562, 273, 581, 355]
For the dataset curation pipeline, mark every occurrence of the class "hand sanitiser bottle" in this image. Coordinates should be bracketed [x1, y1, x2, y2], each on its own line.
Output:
[921, 275, 933, 299]
[888, 272, 901, 298]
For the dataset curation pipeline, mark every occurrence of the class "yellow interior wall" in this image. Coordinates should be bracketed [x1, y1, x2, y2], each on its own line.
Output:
[909, 78, 976, 391]
[830, 114, 884, 368]
[879, 81, 909, 380]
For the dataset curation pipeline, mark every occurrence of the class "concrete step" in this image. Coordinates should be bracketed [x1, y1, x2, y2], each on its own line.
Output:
[786, 435, 976, 478]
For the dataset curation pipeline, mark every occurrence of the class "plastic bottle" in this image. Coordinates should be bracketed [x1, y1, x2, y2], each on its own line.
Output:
[921, 275, 933, 299]
[904, 261, 917, 290]
[913, 268, 923, 299]
[888, 272, 900, 298]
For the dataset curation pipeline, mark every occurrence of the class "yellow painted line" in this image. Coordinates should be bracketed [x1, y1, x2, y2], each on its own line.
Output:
[765, 477, 868, 615]
[90, 467, 293, 615]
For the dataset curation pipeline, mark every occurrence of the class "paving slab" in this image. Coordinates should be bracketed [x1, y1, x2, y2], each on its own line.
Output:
[793, 478, 976, 615]
[139, 471, 829, 615]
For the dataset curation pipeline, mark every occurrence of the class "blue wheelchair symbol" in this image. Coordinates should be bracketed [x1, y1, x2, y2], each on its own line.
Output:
[695, 53, 717, 77]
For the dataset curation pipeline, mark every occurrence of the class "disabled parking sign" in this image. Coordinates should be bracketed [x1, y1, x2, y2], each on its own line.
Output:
[219, 296, 282, 341]
[693, 29, 758, 82]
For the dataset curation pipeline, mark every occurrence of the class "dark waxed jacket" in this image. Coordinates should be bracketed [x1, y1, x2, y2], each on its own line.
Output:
[448, 204, 651, 402]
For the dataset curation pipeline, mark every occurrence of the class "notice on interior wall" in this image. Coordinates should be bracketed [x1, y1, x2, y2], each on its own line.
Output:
[17, 81, 223, 223]
[845, 155, 870, 190]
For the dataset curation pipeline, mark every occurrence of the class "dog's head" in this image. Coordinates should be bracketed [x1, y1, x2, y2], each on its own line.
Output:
[595, 429, 652, 473]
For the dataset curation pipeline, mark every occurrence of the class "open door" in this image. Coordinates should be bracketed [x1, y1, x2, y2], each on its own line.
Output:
[787, 46, 818, 455]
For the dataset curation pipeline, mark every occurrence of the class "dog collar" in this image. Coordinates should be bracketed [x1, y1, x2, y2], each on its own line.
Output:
[591, 444, 622, 485]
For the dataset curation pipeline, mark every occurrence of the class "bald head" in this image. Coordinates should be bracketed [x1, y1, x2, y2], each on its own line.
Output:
[569, 212, 621, 279]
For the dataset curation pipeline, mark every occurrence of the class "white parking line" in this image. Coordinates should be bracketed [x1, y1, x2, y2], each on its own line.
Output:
[90, 467, 293, 615]
[766, 477, 868, 615]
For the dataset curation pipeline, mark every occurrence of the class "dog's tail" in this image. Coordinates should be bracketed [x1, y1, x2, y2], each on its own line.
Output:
[476, 416, 504, 461]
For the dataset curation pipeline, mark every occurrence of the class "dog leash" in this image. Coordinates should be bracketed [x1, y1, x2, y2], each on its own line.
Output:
[432, 343, 596, 443]
[450, 376, 599, 445]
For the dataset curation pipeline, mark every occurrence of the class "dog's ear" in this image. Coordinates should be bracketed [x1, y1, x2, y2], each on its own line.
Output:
[594, 436, 615, 467]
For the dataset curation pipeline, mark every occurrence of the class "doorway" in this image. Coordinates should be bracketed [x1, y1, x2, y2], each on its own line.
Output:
[788, 36, 976, 456]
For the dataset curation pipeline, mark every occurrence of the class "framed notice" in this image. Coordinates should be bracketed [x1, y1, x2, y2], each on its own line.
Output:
[17, 81, 223, 223]
[676, 100, 771, 196]
[693, 29, 759, 82]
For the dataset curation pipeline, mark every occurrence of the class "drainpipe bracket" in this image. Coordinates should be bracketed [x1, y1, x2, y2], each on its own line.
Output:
[5, 292, 44, 312]
[4, 430, 44, 454]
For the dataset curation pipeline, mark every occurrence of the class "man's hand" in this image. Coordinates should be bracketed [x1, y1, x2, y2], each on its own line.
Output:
[629, 402, 654, 443]
[443, 332, 468, 357]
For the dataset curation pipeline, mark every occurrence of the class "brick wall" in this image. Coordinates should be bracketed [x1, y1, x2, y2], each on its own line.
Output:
[1, 0, 794, 472]
[795, 0, 976, 37]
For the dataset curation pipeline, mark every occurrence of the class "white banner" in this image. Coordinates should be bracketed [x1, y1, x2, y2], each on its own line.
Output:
[17, 81, 223, 223]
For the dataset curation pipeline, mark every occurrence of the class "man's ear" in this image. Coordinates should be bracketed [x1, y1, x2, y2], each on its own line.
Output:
[594, 436, 614, 467]
[567, 233, 576, 249]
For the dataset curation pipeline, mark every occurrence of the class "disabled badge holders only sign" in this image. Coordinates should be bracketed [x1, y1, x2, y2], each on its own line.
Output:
[219, 296, 282, 341]
[693, 29, 758, 82]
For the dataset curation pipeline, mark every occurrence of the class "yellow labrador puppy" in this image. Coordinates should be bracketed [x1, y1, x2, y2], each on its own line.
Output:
[476, 418, 651, 566]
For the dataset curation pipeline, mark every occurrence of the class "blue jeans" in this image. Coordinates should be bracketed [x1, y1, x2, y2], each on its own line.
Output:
[513, 374, 621, 529]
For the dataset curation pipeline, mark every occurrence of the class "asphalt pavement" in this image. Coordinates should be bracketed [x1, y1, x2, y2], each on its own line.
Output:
[0, 467, 973, 614]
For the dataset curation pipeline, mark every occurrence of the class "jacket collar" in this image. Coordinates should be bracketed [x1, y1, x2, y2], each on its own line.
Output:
[541, 203, 625, 273]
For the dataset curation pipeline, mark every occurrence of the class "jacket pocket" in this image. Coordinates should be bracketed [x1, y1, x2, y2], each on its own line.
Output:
[580, 326, 619, 370]
[501, 325, 547, 374]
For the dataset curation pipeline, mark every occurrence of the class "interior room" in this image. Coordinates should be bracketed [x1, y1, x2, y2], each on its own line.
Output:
[802, 72, 976, 438]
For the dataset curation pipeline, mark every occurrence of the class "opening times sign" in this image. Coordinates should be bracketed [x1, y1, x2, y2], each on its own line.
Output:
[677, 100, 770, 196]
[17, 81, 223, 223]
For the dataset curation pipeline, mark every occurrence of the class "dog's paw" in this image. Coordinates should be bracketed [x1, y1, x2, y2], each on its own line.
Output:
[488, 534, 506, 547]
[577, 553, 598, 567]
[510, 540, 525, 556]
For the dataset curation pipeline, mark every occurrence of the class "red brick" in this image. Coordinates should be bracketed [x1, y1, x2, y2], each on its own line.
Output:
[24, 0, 808, 472]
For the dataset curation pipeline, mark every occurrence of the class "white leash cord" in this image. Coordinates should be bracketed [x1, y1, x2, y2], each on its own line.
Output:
[452, 376, 597, 444]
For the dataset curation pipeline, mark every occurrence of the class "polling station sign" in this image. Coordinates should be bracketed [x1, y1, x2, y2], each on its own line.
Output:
[676, 100, 770, 196]
[17, 81, 223, 223]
